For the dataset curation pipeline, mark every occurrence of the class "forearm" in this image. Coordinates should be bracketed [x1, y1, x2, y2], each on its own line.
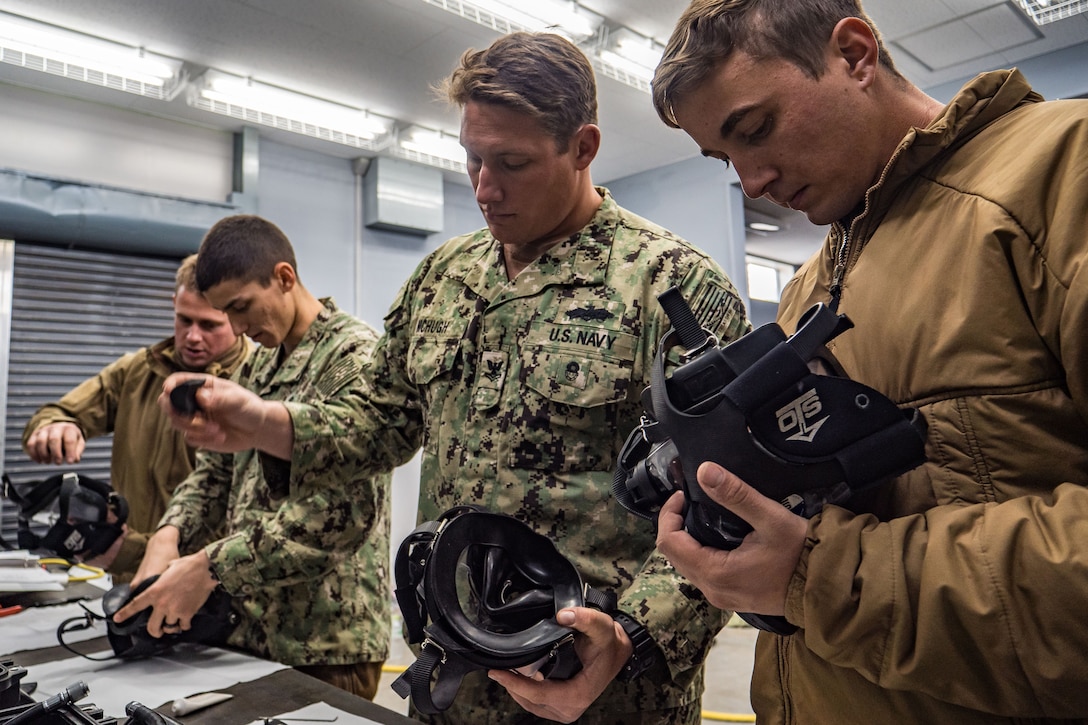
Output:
[253, 399, 293, 460]
[617, 549, 731, 682]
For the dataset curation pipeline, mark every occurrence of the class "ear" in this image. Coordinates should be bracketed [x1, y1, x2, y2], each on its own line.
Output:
[571, 124, 601, 170]
[272, 261, 297, 292]
[830, 17, 880, 87]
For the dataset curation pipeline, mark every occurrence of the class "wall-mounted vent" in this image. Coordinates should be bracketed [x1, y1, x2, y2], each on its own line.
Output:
[364, 157, 443, 236]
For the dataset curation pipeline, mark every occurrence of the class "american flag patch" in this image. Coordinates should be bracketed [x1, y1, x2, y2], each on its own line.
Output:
[688, 278, 737, 332]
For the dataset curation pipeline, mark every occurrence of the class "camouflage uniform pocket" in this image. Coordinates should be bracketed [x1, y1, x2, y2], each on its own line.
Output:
[406, 332, 462, 386]
[508, 345, 633, 473]
[406, 334, 463, 458]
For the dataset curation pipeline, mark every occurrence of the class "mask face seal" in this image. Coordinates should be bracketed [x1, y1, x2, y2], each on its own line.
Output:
[392, 506, 609, 714]
[1, 472, 128, 559]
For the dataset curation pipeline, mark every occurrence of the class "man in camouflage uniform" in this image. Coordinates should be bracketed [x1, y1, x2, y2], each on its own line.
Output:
[22, 254, 250, 577]
[114, 215, 392, 701]
[168, 33, 749, 723]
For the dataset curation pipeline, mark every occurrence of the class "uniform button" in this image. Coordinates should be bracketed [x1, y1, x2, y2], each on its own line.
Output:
[241, 584, 254, 594]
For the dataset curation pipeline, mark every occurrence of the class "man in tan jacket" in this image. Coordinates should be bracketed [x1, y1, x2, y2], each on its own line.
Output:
[22, 254, 250, 576]
[639, 1, 1088, 724]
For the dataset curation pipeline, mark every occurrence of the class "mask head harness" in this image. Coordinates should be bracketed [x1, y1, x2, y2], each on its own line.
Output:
[613, 288, 928, 635]
[57, 573, 237, 660]
[1, 472, 128, 559]
[392, 505, 615, 714]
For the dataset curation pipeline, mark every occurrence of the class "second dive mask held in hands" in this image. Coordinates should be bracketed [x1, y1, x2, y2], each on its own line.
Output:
[57, 574, 237, 660]
[391, 506, 618, 715]
[613, 287, 928, 635]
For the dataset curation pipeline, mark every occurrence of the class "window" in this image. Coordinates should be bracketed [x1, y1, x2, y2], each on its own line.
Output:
[746, 255, 795, 303]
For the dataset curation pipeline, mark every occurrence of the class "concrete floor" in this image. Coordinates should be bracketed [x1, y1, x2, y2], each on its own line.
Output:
[373, 614, 759, 723]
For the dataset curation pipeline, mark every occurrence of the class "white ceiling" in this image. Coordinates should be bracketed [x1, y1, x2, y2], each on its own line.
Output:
[1, 0, 1086, 265]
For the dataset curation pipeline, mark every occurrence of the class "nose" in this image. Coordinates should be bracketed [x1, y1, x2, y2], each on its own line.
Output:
[184, 324, 203, 342]
[474, 163, 501, 205]
[734, 157, 778, 201]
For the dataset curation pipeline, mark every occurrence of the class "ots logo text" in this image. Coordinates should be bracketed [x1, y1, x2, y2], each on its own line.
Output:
[776, 389, 829, 443]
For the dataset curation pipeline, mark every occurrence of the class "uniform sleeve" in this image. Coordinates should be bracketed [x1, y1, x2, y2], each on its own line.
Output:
[200, 334, 395, 594]
[22, 351, 138, 446]
[787, 193, 1088, 717]
[203, 469, 392, 595]
[321, 276, 428, 476]
[159, 448, 234, 553]
[618, 260, 750, 682]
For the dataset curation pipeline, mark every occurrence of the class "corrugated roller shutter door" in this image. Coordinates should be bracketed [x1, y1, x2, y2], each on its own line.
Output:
[2, 244, 179, 542]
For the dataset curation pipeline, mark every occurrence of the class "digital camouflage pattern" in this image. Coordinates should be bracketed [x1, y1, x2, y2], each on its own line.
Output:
[159, 299, 392, 666]
[357, 189, 750, 723]
[23, 335, 251, 576]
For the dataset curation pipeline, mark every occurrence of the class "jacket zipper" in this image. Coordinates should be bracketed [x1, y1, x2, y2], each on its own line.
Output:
[828, 226, 850, 313]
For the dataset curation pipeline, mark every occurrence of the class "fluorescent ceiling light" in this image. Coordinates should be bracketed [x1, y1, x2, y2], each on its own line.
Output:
[423, 0, 602, 41]
[748, 222, 781, 233]
[593, 28, 664, 93]
[609, 29, 664, 71]
[399, 127, 464, 163]
[190, 70, 392, 149]
[0, 11, 182, 98]
[392, 125, 467, 172]
[1015, 0, 1088, 24]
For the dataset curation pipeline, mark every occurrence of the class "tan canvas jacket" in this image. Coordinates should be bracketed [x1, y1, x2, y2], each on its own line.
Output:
[23, 335, 250, 575]
[761, 70, 1088, 724]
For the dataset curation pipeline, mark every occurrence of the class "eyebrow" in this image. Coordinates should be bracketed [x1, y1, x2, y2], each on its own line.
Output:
[220, 297, 247, 313]
[719, 104, 757, 139]
[699, 103, 759, 158]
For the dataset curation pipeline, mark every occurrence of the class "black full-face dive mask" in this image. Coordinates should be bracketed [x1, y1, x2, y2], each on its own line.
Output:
[392, 506, 614, 715]
[1, 472, 128, 559]
[57, 574, 237, 660]
[613, 288, 929, 635]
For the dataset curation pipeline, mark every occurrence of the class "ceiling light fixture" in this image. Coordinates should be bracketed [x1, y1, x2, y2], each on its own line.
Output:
[748, 222, 781, 233]
[188, 70, 393, 150]
[422, 0, 603, 42]
[0, 10, 182, 99]
[1015, 0, 1088, 24]
[392, 125, 466, 172]
[594, 27, 664, 93]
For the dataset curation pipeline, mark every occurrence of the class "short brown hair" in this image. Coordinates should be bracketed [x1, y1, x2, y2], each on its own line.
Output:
[175, 253, 199, 294]
[439, 31, 597, 146]
[653, 0, 902, 127]
[195, 215, 297, 292]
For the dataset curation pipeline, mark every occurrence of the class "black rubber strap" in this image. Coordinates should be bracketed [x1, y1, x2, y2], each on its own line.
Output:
[391, 643, 478, 716]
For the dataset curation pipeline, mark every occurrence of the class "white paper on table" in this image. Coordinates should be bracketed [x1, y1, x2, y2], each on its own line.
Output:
[20, 642, 288, 719]
[0, 601, 108, 655]
[0, 567, 67, 592]
[248, 700, 385, 725]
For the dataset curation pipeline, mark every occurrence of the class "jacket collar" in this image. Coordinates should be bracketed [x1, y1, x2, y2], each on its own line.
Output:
[261, 297, 339, 385]
[832, 69, 1041, 257]
[150, 334, 250, 377]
